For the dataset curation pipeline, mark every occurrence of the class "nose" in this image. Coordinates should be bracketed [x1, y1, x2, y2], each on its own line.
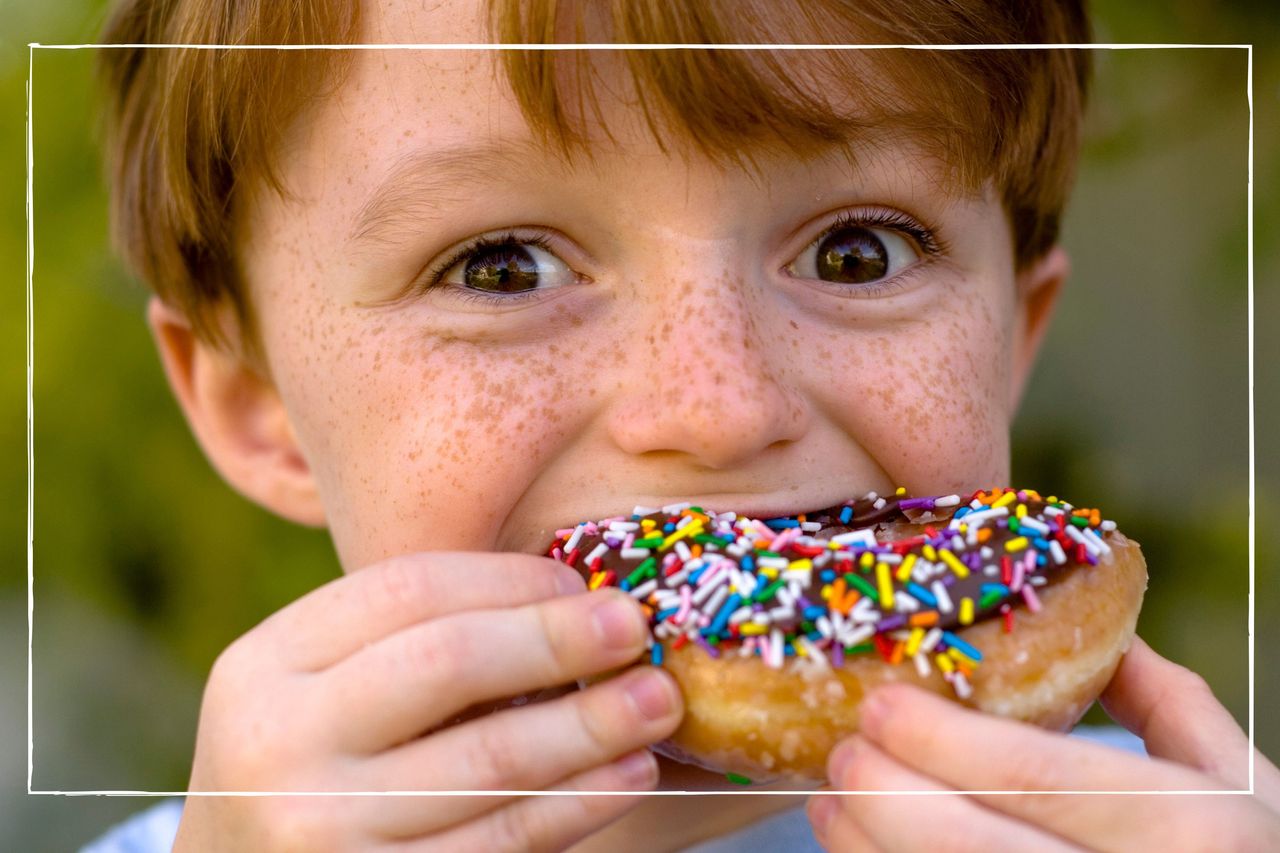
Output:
[605, 267, 812, 470]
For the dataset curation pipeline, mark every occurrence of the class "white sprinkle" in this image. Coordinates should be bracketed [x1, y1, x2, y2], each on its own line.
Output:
[675, 541, 693, 561]
[769, 606, 795, 622]
[800, 521, 823, 532]
[935, 494, 961, 507]
[931, 580, 954, 613]
[1030, 574, 1047, 586]
[676, 514, 697, 530]
[979, 546, 993, 560]
[921, 627, 943, 652]
[1049, 540, 1067, 565]
[768, 629, 785, 668]
[831, 529, 877, 548]
[726, 543, 746, 558]
[1101, 519, 1117, 531]
[842, 624, 875, 647]
[1043, 506, 1063, 517]
[632, 506, 658, 517]
[873, 497, 886, 510]
[983, 565, 999, 577]
[914, 652, 931, 678]
[703, 584, 730, 619]
[894, 592, 920, 613]
[880, 553, 903, 564]
[665, 567, 690, 587]
[757, 556, 789, 570]
[662, 501, 692, 514]
[564, 524, 587, 553]
[951, 534, 966, 552]
[952, 672, 973, 700]
[817, 616, 834, 638]
[585, 542, 609, 565]
[691, 572, 727, 605]
[1082, 527, 1112, 555]
[752, 611, 772, 625]
[620, 547, 651, 560]
[629, 579, 657, 599]
[1019, 517, 1050, 536]
[729, 606, 754, 624]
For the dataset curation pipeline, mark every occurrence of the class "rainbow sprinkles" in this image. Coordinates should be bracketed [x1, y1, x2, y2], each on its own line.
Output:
[546, 487, 1117, 700]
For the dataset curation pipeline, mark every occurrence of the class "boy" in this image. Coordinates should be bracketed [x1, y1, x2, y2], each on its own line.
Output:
[90, 0, 1280, 849]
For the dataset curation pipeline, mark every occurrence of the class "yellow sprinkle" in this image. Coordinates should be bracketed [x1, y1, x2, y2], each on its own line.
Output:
[895, 553, 917, 582]
[661, 521, 703, 550]
[759, 567, 778, 579]
[860, 551, 874, 569]
[940, 549, 970, 578]
[788, 558, 813, 572]
[875, 562, 894, 609]
[1004, 536, 1029, 553]
[1015, 503, 1028, 519]
[588, 572, 607, 591]
[1047, 495, 1058, 504]
[641, 519, 656, 530]
[795, 643, 807, 658]
[896, 486, 907, 495]
[905, 627, 925, 656]
[829, 541, 842, 550]
[948, 647, 978, 668]
[993, 491, 1017, 509]
[960, 597, 975, 625]
[936, 653, 955, 674]
[739, 623, 768, 636]
[923, 543, 938, 562]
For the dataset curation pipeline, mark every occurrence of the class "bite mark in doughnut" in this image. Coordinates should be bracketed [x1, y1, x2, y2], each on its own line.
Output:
[546, 487, 1147, 781]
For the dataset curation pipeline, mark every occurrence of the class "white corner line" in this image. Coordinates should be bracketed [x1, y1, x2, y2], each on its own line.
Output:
[25, 40, 1256, 801]
[26, 42, 35, 798]
[26, 41, 1253, 51]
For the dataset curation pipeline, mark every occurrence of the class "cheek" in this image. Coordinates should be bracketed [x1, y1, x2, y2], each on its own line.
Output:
[273, 301, 615, 569]
[818, 280, 1015, 491]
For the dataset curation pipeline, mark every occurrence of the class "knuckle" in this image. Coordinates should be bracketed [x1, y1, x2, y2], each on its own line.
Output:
[405, 623, 466, 683]
[486, 802, 542, 853]
[371, 555, 430, 615]
[464, 723, 523, 790]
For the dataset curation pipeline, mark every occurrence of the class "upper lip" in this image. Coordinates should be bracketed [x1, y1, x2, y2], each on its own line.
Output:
[555, 491, 861, 530]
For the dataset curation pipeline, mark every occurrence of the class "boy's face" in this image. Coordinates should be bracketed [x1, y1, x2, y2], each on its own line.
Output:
[180, 0, 1064, 571]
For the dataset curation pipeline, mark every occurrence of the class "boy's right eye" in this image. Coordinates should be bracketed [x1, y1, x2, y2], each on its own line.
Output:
[426, 230, 583, 304]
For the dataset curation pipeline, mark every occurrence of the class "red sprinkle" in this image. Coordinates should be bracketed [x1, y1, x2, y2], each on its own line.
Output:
[565, 548, 581, 568]
[1001, 555, 1012, 584]
[672, 634, 690, 650]
[1002, 604, 1014, 634]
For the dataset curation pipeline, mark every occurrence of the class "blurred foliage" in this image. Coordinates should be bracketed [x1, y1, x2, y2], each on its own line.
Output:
[1, 1, 1278, 848]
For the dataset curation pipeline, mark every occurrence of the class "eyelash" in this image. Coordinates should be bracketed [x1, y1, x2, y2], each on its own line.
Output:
[417, 208, 948, 306]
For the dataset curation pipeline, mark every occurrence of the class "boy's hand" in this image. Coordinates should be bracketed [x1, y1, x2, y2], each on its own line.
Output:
[173, 552, 682, 852]
[807, 637, 1280, 851]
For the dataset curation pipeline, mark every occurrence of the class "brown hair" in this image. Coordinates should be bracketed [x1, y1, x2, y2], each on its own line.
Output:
[98, 0, 1090, 363]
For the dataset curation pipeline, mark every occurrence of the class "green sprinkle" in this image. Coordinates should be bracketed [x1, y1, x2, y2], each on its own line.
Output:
[979, 590, 1004, 609]
[625, 557, 656, 586]
[726, 772, 753, 786]
[694, 534, 733, 546]
[1007, 517, 1020, 534]
[754, 579, 785, 602]
[1070, 515, 1090, 527]
[844, 572, 879, 602]
[758, 550, 782, 558]
[631, 537, 664, 548]
[707, 634, 720, 645]
[845, 642, 876, 656]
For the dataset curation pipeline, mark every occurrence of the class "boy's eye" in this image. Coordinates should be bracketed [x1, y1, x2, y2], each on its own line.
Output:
[786, 217, 924, 286]
[436, 237, 577, 295]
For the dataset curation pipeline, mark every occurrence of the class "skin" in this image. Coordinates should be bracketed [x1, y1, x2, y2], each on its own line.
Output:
[143, 0, 1278, 849]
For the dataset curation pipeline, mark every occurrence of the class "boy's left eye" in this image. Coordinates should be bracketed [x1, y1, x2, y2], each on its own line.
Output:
[786, 212, 931, 287]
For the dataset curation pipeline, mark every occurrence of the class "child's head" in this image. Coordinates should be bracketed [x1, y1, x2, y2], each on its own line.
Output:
[98, 0, 1090, 571]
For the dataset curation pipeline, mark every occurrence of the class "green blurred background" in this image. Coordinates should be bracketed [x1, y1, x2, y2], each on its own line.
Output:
[2, 2, 1278, 848]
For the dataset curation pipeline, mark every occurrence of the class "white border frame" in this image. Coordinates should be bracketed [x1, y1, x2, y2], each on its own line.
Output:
[26, 41, 1254, 798]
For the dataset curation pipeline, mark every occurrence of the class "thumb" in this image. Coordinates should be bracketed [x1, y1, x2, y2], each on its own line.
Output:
[1101, 636, 1259, 791]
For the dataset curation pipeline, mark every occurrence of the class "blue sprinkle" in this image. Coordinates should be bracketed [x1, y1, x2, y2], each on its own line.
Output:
[803, 605, 826, 620]
[839, 506, 853, 524]
[742, 555, 755, 572]
[941, 631, 983, 661]
[620, 580, 632, 592]
[702, 593, 743, 637]
[1037, 553, 1047, 566]
[765, 518, 800, 530]
[651, 644, 664, 666]
[980, 583, 1010, 596]
[954, 506, 971, 518]
[689, 566, 707, 583]
[820, 570, 836, 582]
[784, 643, 796, 655]
[1032, 536, 1051, 551]
[656, 607, 679, 621]
[906, 582, 937, 607]
[664, 523, 676, 533]
[807, 630, 823, 642]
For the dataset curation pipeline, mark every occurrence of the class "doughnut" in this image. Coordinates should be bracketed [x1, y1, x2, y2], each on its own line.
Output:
[545, 487, 1147, 781]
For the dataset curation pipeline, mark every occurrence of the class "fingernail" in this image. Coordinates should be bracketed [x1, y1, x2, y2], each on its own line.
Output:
[614, 749, 658, 787]
[555, 565, 587, 595]
[591, 592, 644, 649]
[808, 794, 838, 834]
[829, 736, 862, 786]
[625, 669, 677, 721]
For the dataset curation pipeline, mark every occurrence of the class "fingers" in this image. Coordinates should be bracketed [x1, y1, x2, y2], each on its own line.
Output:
[1100, 636, 1252, 788]
[260, 552, 585, 672]
[321, 588, 652, 752]
[859, 682, 1216, 794]
[359, 667, 681, 834]
[814, 736, 1081, 852]
[383, 750, 659, 852]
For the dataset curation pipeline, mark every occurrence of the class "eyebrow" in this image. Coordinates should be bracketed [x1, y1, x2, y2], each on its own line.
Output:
[347, 138, 554, 249]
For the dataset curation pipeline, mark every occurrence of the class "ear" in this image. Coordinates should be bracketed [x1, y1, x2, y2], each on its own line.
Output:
[1008, 245, 1069, 413]
[146, 297, 326, 527]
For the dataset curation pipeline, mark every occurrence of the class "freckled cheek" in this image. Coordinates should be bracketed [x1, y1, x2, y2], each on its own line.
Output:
[817, 294, 1014, 489]
[278, 316, 610, 563]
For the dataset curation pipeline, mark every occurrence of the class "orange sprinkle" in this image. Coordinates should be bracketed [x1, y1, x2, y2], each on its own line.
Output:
[977, 528, 992, 543]
[909, 611, 939, 627]
[889, 641, 905, 666]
